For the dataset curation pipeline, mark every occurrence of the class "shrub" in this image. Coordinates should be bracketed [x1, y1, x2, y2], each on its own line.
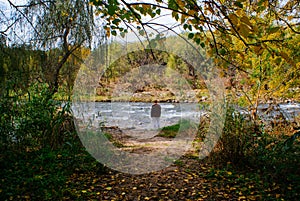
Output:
[248, 128, 300, 182]
[0, 82, 75, 152]
[209, 105, 260, 165]
[208, 104, 300, 185]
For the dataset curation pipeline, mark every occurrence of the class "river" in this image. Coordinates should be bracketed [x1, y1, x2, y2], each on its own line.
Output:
[72, 102, 205, 130]
[72, 101, 300, 130]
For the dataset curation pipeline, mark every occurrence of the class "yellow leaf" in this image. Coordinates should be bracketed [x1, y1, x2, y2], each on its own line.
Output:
[228, 13, 239, 26]
[252, 24, 259, 32]
[248, 195, 257, 200]
[240, 16, 252, 27]
[105, 27, 110, 38]
[280, 51, 291, 62]
[206, 5, 214, 14]
[238, 24, 251, 38]
[263, 1, 268, 7]
[177, 0, 185, 8]
[253, 45, 264, 55]
[181, 14, 188, 23]
[142, 4, 150, 10]
[188, 9, 196, 16]
[236, 9, 245, 16]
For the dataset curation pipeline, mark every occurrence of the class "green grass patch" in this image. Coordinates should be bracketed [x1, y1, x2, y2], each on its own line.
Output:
[157, 119, 195, 138]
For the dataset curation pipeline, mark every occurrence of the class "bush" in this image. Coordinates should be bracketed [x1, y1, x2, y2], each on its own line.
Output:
[0, 82, 75, 152]
[209, 105, 260, 165]
[248, 128, 300, 182]
[208, 104, 300, 186]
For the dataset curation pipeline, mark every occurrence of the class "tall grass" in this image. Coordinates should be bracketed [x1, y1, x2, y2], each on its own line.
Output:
[207, 104, 299, 185]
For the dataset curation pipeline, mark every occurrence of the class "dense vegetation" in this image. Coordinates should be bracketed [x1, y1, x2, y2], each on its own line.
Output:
[1, 0, 299, 200]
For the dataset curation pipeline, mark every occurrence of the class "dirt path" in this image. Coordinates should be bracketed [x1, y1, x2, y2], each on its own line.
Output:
[101, 127, 197, 160]
[110, 128, 177, 150]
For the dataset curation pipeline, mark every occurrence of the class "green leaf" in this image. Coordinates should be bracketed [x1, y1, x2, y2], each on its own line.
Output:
[283, 131, 300, 151]
[172, 12, 179, 21]
[112, 19, 121, 25]
[274, 57, 282, 65]
[183, 24, 188, 30]
[168, 0, 178, 10]
[257, 5, 266, 13]
[139, 7, 146, 14]
[120, 32, 126, 38]
[219, 48, 226, 56]
[234, 1, 243, 8]
[111, 30, 117, 36]
[139, 30, 145, 36]
[122, 12, 131, 21]
[194, 38, 201, 45]
[156, 9, 161, 15]
[147, 40, 157, 48]
[267, 27, 280, 34]
[188, 33, 194, 39]
[108, 5, 117, 16]
[150, 12, 156, 18]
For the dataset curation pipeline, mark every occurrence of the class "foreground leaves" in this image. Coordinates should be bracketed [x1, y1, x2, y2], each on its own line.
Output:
[1, 149, 298, 200]
[62, 156, 299, 201]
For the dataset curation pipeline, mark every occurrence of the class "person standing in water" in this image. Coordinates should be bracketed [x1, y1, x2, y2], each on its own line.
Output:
[150, 100, 161, 129]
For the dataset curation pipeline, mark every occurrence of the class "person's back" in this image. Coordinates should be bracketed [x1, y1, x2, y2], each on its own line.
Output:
[151, 103, 161, 117]
[150, 100, 161, 129]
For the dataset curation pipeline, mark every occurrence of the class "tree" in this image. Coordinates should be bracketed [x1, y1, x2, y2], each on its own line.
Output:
[1, 0, 106, 95]
[91, 0, 299, 62]
[90, 0, 300, 106]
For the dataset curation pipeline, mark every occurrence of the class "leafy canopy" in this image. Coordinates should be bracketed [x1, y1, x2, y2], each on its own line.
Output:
[90, 0, 300, 102]
[90, 0, 299, 65]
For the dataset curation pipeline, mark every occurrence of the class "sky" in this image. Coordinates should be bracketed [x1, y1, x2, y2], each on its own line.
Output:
[113, 1, 183, 43]
[0, 0, 183, 45]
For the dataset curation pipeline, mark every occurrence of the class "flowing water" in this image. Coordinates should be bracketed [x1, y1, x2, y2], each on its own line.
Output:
[72, 101, 300, 130]
[72, 102, 205, 130]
